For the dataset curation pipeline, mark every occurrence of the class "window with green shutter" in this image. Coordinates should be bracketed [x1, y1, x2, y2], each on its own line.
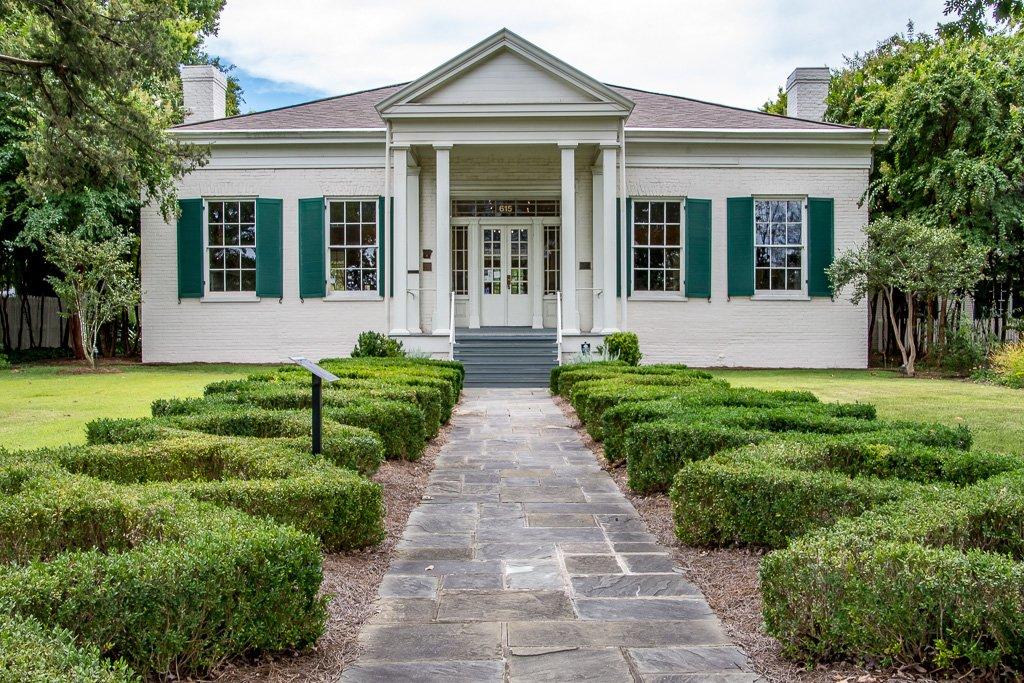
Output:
[727, 197, 755, 297]
[255, 198, 283, 299]
[685, 198, 712, 299]
[206, 199, 257, 294]
[631, 199, 683, 294]
[807, 197, 835, 297]
[176, 198, 203, 299]
[298, 197, 326, 299]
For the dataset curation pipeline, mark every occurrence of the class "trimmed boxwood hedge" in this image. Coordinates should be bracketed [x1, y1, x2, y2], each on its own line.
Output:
[87, 410, 384, 475]
[0, 457, 326, 677]
[553, 362, 700, 398]
[670, 434, 1021, 548]
[0, 614, 136, 683]
[34, 434, 386, 550]
[761, 469, 1024, 672]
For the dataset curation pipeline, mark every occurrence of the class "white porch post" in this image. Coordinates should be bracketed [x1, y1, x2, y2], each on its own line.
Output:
[601, 144, 619, 333]
[406, 167, 421, 332]
[591, 167, 604, 334]
[468, 219, 481, 328]
[432, 144, 452, 335]
[390, 146, 409, 334]
[559, 143, 580, 334]
[530, 217, 543, 328]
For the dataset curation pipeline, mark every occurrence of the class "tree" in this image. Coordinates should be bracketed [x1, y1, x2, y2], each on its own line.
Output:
[829, 217, 987, 375]
[942, 0, 1024, 36]
[44, 231, 140, 369]
[759, 86, 787, 115]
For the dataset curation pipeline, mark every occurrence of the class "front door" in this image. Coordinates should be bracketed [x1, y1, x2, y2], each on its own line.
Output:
[481, 226, 531, 326]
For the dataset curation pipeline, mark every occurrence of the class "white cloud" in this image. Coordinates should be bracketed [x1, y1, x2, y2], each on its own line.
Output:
[208, 0, 948, 109]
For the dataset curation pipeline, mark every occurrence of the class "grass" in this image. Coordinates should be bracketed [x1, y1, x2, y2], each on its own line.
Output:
[709, 369, 1024, 455]
[0, 362, 266, 450]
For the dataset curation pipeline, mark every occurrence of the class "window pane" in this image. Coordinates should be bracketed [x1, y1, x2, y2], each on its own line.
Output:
[771, 269, 786, 290]
[345, 225, 359, 244]
[755, 223, 770, 245]
[666, 202, 681, 224]
[361, 247, 376, 268]
[634, 249, 649, 268]
[241, 270, 256, 291]
[666, 270, 681, 291]
[210, 270, 225, 291]
[330, 202, 344, 223]
[788, 200, 802, 222]
[362, 224, 376, 244]
[787, 224, 802, 245]
[240, 201, 255, 223]
[208, 201, 223, 223]
[650, 249, 665, 269]
[343, 202, 358, 223]
[361, 270, 376, 291]
[225, 202, 240, 222]
[755, 201, 769, 222]
[770, 248, 786, 268]
[651, 270, 665, 291]
[755, 269, 770, 290]
[786, 269, 802, 290]
[666, 248, 681, 269]
[650, 225, 665, 245]
[666, 224, 680, 246]
[770, 201, 785, 222]
[224, 224, 239, 246]
[651, 202, 664, 223]
[240, 224, 256, 246]
[634, 225, 649, 245]
[226, 270, 240, 291]
[361, 201, 376, 222]
[634, 202, 650, 224]
[225, 249, 240, 269]
[208, 224, 222, 246]
[633, 270, 649, 291]
[771, 224, 786, 244]
[210, 248, 225, 268]
[756, 247, 770, 268]
[786, 247, 801, 268]
[330, 226, 344, 245]
[240, 248, 256, 269]
[346, 249, 360, 268]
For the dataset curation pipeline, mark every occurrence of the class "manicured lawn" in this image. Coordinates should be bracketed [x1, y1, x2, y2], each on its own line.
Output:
[710, 369, 1024, 455]
[0, 362, 266, 450]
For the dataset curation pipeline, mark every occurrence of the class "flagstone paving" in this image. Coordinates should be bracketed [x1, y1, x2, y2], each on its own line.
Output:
[342, 388, 760, 682]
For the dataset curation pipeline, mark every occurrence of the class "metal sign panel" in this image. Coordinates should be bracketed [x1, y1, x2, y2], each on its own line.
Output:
[288, 356, 340, 382]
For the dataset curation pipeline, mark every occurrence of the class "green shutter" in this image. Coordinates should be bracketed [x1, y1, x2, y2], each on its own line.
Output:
[685, 198, 712, 299]
[625, 197, 633, 296]
[389, 196, 395, 298]
[377, 196, 385, 298]
[176, 198, 203, 299]
[615, 198, 621, 297]
[727, 197, 755, 298]
[808, 197, 835, 297]
[255, 198, 283, 299]
[298, 197, 325, 299]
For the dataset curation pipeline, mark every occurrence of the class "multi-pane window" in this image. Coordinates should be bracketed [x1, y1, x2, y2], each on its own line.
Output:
[207, 200, 256, 293]
[482, 228, 502, 294]
[632, 200, 682, 292]
[509, 228, 528, 295]
[451, 225, 468, 295]
[544, 225, 561, 295]
[452, 199, 560, 218]
[755, 199, 804, 292]
[328, 199, 377, 292]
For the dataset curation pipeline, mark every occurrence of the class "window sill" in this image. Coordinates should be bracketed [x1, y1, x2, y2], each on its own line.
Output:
[323, 292, 383, 302]
[750, 293, 811, 302]
[200, 295, 260, 303]
[629, 293, 688, 302]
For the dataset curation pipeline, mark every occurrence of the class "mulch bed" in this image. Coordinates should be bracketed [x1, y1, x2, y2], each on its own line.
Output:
[553, 396, 943, 683]
[197, 415, 450, 682]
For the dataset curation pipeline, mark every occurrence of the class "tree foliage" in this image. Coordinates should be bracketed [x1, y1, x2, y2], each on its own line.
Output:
[759, 86, 787, 115]
[44, 231, 140, 368]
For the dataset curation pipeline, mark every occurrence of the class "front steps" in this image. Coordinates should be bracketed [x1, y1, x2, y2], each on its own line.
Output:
[454, 328, 558, 388]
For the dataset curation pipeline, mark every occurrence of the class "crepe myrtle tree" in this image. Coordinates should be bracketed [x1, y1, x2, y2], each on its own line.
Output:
[828, 217, 987, 376]
[44, 231, 140, 369]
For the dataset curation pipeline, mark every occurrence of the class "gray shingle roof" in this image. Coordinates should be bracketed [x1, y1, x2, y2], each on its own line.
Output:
[173, 82, 850, 132]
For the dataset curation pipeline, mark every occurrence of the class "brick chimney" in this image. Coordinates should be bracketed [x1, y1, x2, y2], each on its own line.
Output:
[785, 67, 830, 122]
[179, 65, 227, 124]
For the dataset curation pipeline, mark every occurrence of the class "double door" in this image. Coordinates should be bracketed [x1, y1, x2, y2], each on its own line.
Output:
[480, 226, 532, 327]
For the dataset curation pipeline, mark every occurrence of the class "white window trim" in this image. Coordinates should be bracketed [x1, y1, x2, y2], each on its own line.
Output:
[629, 196, 686, 300]
[752, 195, 808, 300]
[324, 196, 383, 301]
[202, 196, 260, 301]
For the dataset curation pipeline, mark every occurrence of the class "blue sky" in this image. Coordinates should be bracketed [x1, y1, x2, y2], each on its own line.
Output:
[208, 0, 951, 115]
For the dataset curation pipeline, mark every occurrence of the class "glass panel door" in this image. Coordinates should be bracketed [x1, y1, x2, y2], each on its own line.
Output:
[479, 226, 533, 326]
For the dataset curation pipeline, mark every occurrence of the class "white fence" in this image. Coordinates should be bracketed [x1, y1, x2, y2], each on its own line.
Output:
[1, 295, 65, 350]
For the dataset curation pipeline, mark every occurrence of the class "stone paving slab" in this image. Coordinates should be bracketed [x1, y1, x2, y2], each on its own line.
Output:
[343, 388, 759, 682]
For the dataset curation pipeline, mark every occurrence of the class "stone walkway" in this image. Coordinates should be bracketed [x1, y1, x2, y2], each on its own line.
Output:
[342, 389, 758, 682]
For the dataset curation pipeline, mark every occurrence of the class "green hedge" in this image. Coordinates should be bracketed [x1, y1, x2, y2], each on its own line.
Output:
[625, 405, 970, 494]
[761, 469, 1024, 671]
[550, 360, 626, 393]
[0, 614, 136, 683]
[36, 434, 385, 550]
[88, 411, 384, 475]
[0, 457, 326, 677]
[670, 434, 1020, 548]
[553, 362, 698, 398]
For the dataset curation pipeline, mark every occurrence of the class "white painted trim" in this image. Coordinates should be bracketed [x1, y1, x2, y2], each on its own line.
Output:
[752, 195, 808, 298]
[628, 197, 685, 298]
[202, 197, 258, 297]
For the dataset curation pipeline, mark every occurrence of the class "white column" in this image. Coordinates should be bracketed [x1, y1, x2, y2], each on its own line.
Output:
[559, 143, 580, 334]
[432, 144, 452, 335]
[406, 167, 421, 333]
[390, 146, 409, 334]
[530, 218, 543, 329]
[468, 219, 481, 328]
[591, 168, 604, 334]
[601, 144, 619, 333]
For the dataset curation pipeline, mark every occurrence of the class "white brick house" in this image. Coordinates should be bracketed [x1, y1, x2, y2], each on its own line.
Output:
[143, 29, 880, 371]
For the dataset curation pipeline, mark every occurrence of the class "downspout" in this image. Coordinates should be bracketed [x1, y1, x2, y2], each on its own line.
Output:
[384, 120, 392, 330]
[619, 117, 628, 331]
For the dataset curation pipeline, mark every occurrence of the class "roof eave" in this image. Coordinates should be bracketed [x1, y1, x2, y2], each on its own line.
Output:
[169, 128, 387, 144]
[626, 127, 888, 145]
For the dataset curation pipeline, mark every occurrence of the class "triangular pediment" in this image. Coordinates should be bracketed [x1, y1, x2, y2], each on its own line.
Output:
[377, 29, 633, 118]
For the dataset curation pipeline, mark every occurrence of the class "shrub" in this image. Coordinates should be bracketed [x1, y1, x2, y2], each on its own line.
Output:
[671, 436, 1021, 547]
[761, 469, 1024, 672]
[89, 411, 384, 475]
[991, 341, 1024, 388]
[0, 353, 9, 370]
[933, 323, 994, 375]
[351, 330, 405, 358]
[0, 458, 326, 677]
[622, 404, 969, 494]
[554, 362, 697, 398]
[549, 360, 625, 392]
[38, 435, 385, 551]
[0, 614, 136, 682]
[599, 331, 642, 365]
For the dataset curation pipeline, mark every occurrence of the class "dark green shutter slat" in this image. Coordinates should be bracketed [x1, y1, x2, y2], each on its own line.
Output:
[615, 198, 621, 297]
[727, 197, 754, 297]
[255, 198, 283, 299]
[298, 197, 325, 299]
[808, 197, 835, 297]
[685, 199, 712, 299]
[176, 198, 203, 299]
[625, 197, 633, 296]
[377, 196, 385, 298]
[389, 196, 394, 298]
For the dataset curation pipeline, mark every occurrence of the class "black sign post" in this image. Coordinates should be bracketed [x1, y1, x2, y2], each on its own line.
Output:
[288, 356, 340, 456]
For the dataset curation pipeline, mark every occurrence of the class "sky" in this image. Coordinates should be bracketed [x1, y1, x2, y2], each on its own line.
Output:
[206, 0, 951, 115]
